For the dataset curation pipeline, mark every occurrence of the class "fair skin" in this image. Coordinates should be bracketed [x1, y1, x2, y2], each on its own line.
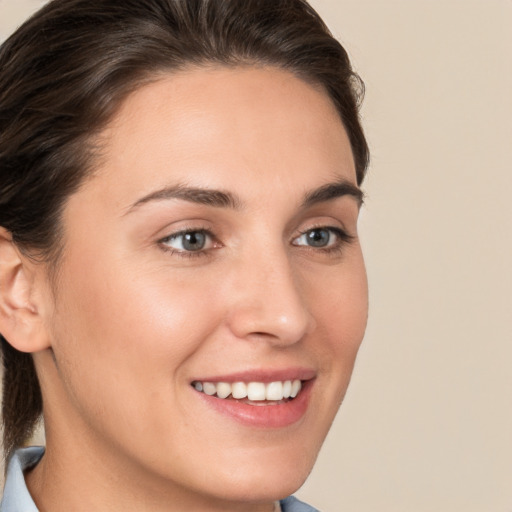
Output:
[0, 66, 367, 511]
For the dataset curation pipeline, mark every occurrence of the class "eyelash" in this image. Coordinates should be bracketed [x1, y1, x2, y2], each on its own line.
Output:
[158, 225, 354, 259]
[158, 227, 217, 260]
[294, 226, 354, 256]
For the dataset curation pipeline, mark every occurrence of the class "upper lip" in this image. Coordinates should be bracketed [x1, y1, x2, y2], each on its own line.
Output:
[191, 367, 316, 384]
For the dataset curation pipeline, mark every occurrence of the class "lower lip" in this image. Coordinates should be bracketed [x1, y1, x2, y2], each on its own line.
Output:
[194, 380, 314, 429]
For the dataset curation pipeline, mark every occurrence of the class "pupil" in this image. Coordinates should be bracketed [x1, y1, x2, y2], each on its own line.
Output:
[183, 232, 205, 251]
[307, 229, 329, 247]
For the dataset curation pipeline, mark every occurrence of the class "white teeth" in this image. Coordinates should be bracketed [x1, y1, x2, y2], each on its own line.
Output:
[216, 382, 231, 399]
[202, 382, 216, 396]
[192, 379, 303, 401]
[266, 381, 283, 401]
[247, 382, 266, 401]
[290, 379, 301, 398]
[231, 382, 248, 399]
[282, 380, 292, 398]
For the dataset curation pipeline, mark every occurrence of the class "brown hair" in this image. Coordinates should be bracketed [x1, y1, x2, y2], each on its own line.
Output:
[0, 0, 369, 461]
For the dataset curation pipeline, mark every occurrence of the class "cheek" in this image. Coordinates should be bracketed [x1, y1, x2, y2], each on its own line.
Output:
[311, 253, 368, 352]
[307, 251, 368, 420]
[49, 253, 223, 417]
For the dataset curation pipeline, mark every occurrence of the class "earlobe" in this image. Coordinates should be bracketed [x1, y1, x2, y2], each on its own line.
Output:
[0, 227, 51, 353]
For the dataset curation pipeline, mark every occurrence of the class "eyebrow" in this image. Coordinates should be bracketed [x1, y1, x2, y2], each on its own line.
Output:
[126, 184, 241, 213]
[126, 178, 363, 214]
[301, 180, 364, 208]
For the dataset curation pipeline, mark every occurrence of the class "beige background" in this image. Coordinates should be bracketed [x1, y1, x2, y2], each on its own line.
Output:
[1, 0, 511, 510]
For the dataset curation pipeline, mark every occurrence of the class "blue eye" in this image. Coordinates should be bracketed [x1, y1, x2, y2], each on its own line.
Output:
[161, 230, 212, 252]
[294, 227, 337, 248]
[292, 226, 354, 254]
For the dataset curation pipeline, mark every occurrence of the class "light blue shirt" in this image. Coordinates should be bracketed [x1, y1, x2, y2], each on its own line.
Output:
[1, 447, 319, 511]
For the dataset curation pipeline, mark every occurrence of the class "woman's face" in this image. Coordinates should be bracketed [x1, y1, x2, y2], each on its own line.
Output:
[37, 66, 368, 507]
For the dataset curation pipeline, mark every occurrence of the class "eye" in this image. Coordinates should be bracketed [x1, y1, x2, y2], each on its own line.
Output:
[160, 229, 214, 253]
[296, 228, 332, 248]
[293, 226, 351, 250]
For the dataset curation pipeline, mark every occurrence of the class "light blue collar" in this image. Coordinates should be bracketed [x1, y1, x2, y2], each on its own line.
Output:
[1, 446, 43, 512]
[281, 496, 320, 511]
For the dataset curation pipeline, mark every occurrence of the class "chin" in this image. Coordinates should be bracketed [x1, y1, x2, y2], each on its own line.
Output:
[199, 443, 318, 503]
[213, 471, 310, 505]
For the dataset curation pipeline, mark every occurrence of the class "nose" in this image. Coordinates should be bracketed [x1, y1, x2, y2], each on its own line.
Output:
[225, 249, 315, 346]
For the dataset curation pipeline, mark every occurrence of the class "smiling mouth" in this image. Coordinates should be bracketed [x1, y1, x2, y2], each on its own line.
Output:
[191, 380, 302, 403]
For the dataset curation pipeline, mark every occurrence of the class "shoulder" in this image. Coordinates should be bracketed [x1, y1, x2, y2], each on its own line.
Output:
[280, 495, 321, 512]
[1, 446, 44, 512]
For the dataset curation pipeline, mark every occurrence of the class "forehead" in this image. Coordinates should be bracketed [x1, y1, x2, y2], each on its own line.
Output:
[89, 66, 356, 208]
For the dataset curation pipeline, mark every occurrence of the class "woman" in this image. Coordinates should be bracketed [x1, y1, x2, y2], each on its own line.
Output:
[0, 0, 369, 510]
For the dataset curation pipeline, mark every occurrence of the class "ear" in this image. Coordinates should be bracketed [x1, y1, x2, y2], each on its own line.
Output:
[0, 227, 51, 353]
